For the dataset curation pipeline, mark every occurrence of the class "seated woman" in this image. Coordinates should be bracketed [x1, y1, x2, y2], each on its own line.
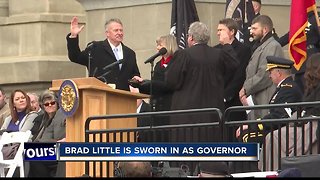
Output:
[28, 90, 66, 177]
[259, 53, 320, 171]
[0, 89, 38, 177]
[31, 90, 61, 142]
[1, 89, 38, 134]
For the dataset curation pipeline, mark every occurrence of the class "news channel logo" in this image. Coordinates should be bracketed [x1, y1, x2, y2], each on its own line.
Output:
[24, 143, 57, 161]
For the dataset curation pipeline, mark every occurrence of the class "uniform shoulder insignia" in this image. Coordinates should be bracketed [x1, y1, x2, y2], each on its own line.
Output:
[281, 84, 293, 88]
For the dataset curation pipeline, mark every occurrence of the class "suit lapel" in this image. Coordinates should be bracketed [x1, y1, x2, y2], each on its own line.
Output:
[103, 40, 116, 58]
[103, 39, 121, 71]
[121, 43, 128, 70]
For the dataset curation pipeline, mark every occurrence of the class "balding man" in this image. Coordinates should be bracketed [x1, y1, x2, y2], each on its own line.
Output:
[27, 92, 43, 115]
[115, 161, 152, 177]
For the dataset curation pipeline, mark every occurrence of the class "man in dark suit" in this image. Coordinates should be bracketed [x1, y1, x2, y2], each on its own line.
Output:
[66, 16, 141, 91]
[215, 18, 251, 142]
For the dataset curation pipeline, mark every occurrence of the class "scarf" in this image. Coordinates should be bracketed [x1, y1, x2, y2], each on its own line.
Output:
[160, 56, 172, 68]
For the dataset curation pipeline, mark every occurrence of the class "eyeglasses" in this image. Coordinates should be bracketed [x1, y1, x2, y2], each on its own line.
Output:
[43, 101, 56, 107]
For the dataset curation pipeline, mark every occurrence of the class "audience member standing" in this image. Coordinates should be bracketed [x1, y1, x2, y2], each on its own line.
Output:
[239, 15, 284, 120]
[215, 18, 251, 141]
[66, 16, 141, 91]
[0, 88, 10, 128]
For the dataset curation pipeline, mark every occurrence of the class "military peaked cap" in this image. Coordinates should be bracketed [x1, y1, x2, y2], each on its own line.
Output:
[266, 56, 294, 71]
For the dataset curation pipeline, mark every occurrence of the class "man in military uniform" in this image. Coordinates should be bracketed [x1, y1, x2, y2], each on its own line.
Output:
[236, 56, 303, 143]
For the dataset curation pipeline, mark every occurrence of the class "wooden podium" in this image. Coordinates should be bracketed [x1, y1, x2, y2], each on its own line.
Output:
[50, 77, 149, 177]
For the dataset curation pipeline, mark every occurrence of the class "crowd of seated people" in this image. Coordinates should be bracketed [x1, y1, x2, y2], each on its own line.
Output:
[0, 88, 66, 177]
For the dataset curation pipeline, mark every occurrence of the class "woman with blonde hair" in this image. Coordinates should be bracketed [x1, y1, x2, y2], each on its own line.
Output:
[131, 34, 178, 142]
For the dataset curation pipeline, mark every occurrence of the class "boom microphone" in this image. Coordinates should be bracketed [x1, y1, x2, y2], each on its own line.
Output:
[103, 59, 124, 70]
[86, 41, 96, 49]
[144, 48, 167, 64]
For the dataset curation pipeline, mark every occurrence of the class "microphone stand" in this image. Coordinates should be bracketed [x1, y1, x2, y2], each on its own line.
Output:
[149, 60, 156, 128]
[88, 50, 92, 76]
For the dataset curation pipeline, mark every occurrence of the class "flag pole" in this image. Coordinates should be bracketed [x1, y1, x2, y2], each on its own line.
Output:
[312, 4, 320, 27]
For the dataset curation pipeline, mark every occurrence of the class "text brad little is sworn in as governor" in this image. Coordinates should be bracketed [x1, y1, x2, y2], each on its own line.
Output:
[64, 146, 248, 155]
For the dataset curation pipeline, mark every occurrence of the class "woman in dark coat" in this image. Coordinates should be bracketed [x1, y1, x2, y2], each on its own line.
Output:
[132, 34, 178, 142]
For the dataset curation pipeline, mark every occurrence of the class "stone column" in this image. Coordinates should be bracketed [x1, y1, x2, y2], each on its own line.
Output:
[0, 0, 86, 94]
[0, 0, 8, 16]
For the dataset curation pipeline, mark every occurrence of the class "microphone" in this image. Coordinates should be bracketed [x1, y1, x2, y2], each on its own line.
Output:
[97, 76, 107, 84]
[98, 59, 124, 83]
[103, 59, 124, 70]
[92, 67, 98, 77]
[87, 41, 96, 77]
[144, 47, 167, 64]
[86, 41, 95, 49]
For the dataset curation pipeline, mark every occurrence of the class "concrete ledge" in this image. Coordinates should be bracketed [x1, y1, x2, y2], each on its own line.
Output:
[2, 81, 53, 97]
[76, 0, 292, 11]
[0, 59, 86, 84]
[77, 0, 171, 11]
[0, 14, 85, 26]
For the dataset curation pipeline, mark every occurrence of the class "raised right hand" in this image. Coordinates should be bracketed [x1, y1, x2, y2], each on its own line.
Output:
[70, 16, 84, 37]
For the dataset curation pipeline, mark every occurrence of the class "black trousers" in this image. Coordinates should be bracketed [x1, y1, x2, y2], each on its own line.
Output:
[28, 161, 58, 177]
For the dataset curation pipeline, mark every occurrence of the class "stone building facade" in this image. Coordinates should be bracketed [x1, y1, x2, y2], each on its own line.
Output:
[0, 0, 304, 95]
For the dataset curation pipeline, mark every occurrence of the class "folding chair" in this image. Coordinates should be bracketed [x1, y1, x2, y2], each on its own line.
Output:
[0, 130, 31, 177]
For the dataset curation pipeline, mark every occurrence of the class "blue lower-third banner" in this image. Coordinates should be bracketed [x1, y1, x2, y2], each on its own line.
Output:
[57, 143, 259, 161]
[24, 142, 57, 161]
